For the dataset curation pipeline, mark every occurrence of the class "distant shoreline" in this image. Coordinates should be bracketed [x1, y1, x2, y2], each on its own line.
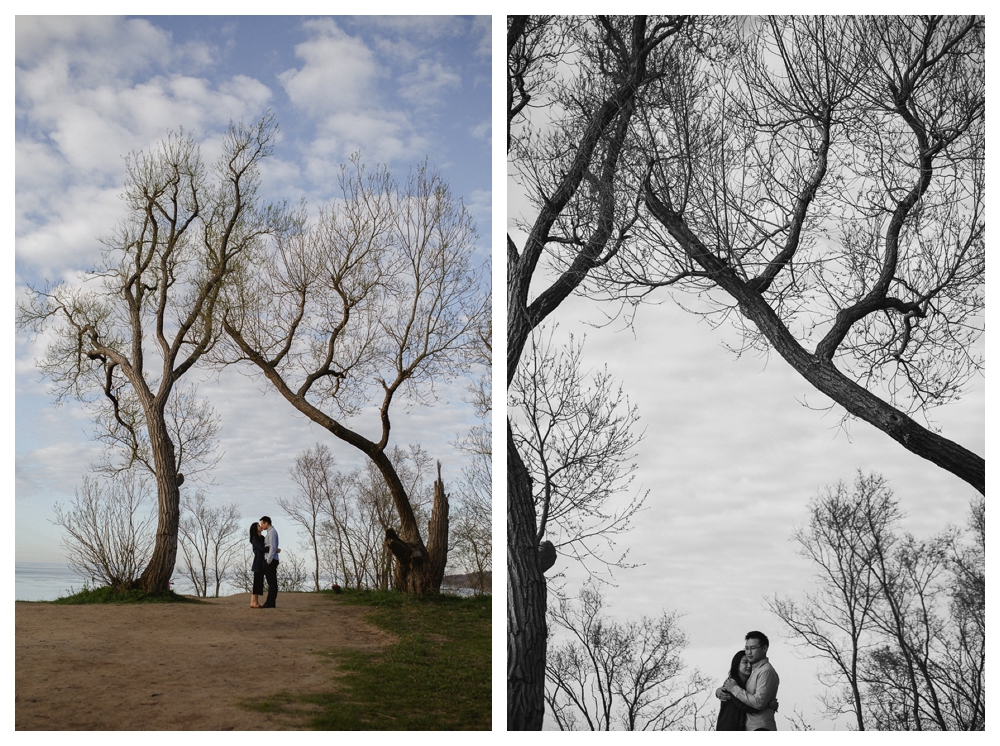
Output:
[16, 561, 492, 601]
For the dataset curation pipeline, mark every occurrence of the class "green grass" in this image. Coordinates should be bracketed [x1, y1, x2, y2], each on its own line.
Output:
[49, 585, 201, 605]
[244, 589, 492, 730]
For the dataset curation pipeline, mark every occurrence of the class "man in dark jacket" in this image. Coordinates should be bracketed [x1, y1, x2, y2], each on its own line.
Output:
[259, 516, 280, 608]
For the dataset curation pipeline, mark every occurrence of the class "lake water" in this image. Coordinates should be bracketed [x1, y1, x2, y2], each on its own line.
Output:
[15, 561, 96, 601]
[15, 561, 488, 601]
[14, 562, 195, 601]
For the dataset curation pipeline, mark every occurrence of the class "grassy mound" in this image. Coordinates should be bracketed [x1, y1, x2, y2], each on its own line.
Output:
[51, 585, 201, 605]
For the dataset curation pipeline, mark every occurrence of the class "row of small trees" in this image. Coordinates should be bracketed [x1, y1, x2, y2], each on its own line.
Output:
[52, 441, 491, 597]
[53, 473, 300, 596]
[279, 442, 491, 594]
[770, 472, 984, 730]
[545, 582, 709, 731]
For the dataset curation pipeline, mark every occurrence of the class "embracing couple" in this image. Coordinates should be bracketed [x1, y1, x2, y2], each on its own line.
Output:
[715, 630, 780, 731]
[248, 516, 280, 609]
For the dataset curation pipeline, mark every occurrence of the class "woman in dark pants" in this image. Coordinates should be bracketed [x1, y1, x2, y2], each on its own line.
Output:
[249, 522, 266, 608]
[716, 650, 762, 731]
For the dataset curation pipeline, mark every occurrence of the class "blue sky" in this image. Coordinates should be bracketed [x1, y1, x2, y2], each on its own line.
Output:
[14, 16, 492, 567]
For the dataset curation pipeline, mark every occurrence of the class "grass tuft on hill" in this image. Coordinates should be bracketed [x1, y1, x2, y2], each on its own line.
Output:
[243, 588, 491, 730]
[51, 585, 201, 605]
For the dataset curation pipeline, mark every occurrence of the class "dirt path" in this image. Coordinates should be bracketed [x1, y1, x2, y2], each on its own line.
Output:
[15, 593, 395, 730]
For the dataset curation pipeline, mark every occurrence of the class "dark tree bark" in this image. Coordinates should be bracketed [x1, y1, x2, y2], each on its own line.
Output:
[507, 424, 548, 730]
[426, 462, 450, 592]
[507, 15, 691, 728]
[643, 184, 985, 494]
[139, 412, 184, 592]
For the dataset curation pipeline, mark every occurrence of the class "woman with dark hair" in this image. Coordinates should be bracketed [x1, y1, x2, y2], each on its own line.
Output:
[249, 522, 266, 609]
[715, 650, 758, 731]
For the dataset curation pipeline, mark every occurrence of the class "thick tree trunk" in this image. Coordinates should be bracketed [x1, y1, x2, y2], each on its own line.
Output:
[505, 16, 692, 729]
[136, 415, 183, 593]
[373, 448, 439, 594]
[220, 341, 441, 594]
[426, 462, 449, 591]
[384, 462, 450, 595]
[385, 528, 433, 594]
[644, 186, 986, 494]
[507, 424, 548, 730]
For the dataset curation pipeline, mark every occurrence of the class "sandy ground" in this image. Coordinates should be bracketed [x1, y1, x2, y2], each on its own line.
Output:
[15, 592, 395, 731]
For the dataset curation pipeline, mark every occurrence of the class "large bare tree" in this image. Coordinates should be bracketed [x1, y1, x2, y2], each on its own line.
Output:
[18, 116, 283, 592]
[219, 155, 485, 594]
[507, 15, 699, 728]
[614, 16, 985, 492]
[508, 14, 984, 729]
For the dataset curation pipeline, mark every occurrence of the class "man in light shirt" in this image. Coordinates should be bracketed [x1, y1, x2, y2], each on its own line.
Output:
[259, 516, 280, 608]
[723, 631, 780, 730]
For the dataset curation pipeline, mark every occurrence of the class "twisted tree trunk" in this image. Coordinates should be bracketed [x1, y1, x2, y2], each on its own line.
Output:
[507, 425, 548, 730]
[384, 462, 449, 594]
[136, 412, 183, 593]
[426, 462, 450, 591]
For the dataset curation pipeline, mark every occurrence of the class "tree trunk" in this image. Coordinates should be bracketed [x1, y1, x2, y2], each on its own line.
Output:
[221, 350, 439, 594]
[385, 528, 433, 594]
[367, 447, 438, 594]
[426, 461, 449, 591]
[136, 414, 182, 593]
[507, 424, 548, 730]
[644, 186, 985, 494]
[308, 526, 320, 592]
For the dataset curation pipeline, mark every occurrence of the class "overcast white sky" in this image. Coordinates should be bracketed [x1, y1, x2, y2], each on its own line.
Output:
[509, 206, 984, 731]
[505, 15, 986, 728]
[13, 15, 492, 569]
[533, 291, 984, 731]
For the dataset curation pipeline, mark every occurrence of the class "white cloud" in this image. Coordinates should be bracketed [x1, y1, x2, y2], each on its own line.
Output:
[278, 19, 379, 117]
[277, 19, 437, 165]
[15, 17, 172, 84]
[304, 111, 430, 174]
[397, 60, 461, 108]
[277, 18, 475, 167]
[15, 19, 275, 282]
[471, 16, 491, 58]
[16, 183, 126, 282]
[470, 120, 491, 142]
